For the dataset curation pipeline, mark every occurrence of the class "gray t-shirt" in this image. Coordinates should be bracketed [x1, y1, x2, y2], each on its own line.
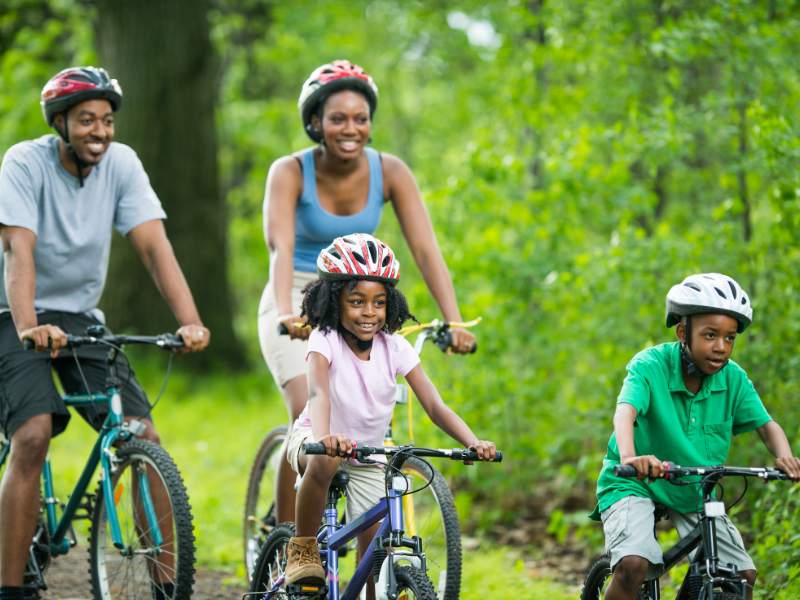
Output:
[0, 135, 166, 315]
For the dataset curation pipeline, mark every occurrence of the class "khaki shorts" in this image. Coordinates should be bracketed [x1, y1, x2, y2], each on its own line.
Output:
[602, 496, 755, 580]
[286, 423, 386, 522]
[257, 271, 318, 387]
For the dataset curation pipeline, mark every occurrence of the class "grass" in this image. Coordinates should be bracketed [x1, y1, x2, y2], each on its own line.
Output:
[46, 358, 576, 597]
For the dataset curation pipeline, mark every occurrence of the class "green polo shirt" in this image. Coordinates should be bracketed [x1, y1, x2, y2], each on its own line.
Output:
[593, 342, 771, 517]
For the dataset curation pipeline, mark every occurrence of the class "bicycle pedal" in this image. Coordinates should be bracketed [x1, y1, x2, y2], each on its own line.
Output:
[285, 582, 326, 598]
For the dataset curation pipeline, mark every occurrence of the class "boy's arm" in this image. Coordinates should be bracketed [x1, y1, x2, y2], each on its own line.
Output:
[756, 420, 800, 480]
[405, 364, 495, 460]
[615, 403, 666, 480]
[307, 351, 352, 457]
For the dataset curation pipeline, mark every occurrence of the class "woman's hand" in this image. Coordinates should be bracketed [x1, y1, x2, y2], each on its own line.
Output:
[176, 323, 210, 352]
[317, 434, 353, 458]
[449, 328, 476, 354]
[280, 314, 310, 340]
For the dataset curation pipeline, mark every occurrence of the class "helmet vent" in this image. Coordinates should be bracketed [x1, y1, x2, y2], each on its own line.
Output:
[381, 255, 390, 266]
[354, 253, 367, 265]
[330, 250, 340, 259]
[367, 242, 377, 262]
[714, 287, 727, 299]
[683, 282, 702, 292]
[727, 280, 737, 299]
[741, 296, 747, 305]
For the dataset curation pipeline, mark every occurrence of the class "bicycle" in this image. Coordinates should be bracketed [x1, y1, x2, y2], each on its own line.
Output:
[246, 443, 502, 600]
[1, 326, 195, 599]
[243, 319, 478, 598]
[580, 462, 792, 600]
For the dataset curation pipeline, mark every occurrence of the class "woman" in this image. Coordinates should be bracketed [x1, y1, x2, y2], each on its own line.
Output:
[258, 59, 475, 522]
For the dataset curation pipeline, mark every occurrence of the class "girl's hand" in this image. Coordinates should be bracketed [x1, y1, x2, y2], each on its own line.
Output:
[449, 328, 476, 354]
[465, 440, 496, 464]
[280, 314, 310, 340]
[318, 434, 353, 458]
[775, 456, 800, 480]
[621, 455, 667, 480]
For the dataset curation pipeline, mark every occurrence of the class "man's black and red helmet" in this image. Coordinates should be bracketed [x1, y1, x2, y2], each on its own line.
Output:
[298, 60, 378, 142]
[40, 66, 122, 126]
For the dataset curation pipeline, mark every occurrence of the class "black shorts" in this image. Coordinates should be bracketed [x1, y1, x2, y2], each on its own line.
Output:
[0, 311, 151, 439]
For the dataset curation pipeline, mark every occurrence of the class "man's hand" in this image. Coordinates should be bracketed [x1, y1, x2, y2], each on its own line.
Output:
[621, 455, 668, 480]
[279, 314, 310, 340]
[19, 324, 67, 358]
[449, 328, 476, 354]
[176, 323, 210, 352]
[317, 434, 353, 458]
[775, 456, 800, 480]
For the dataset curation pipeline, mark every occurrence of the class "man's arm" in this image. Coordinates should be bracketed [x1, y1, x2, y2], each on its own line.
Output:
[127, 219, 209, 352]
[1, 225, 66, 354]
[756, 420, 800, 479]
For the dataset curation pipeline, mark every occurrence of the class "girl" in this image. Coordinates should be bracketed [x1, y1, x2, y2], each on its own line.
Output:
[282, 233, 495, 593]
[258, 60, 475, 523]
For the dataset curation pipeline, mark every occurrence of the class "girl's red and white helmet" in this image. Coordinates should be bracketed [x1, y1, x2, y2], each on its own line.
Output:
[317, 233, 400, 284]
[666, 273, 753, 332]
[298, 60, 378, 142]
[41, 66, 122, 126]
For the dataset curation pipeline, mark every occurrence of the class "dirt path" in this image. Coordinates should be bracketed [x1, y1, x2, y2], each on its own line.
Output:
[39, 546, 247, 599]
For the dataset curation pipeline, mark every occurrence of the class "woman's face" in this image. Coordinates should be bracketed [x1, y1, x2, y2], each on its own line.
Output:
[314, 90, 371, 159]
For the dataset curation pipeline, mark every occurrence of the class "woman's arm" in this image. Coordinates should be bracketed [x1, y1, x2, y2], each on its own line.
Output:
[405, 364, 495, 460]
[264, 156, 307, 339]
[757, 420, 800, 479]
[383, 154, 474, 352]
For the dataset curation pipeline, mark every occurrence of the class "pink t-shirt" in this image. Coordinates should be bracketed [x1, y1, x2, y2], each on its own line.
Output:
[296, 329, 420, 447]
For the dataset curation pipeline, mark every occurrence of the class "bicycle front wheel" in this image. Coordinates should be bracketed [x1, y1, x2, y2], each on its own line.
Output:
[89, 439, 195, 600]
[581, 555, 611, 600]
[394, 565, 437, 600]
[244, 425, 288, 580]
[402, 456, 461, 600]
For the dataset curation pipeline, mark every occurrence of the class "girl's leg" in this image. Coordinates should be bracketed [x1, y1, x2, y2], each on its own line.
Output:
[275, 375, 308, 523]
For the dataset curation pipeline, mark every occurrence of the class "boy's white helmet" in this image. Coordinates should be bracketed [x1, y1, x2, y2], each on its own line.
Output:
[666, 273, 752, 332]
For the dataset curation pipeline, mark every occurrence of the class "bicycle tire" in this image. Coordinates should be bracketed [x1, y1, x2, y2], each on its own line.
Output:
[244, 425, 288, 580]
[401, 456, 461, 600]
[581, 554, 654, 600]
[394, 565, 437, 599]
[88, 438, 195, 600]
[249, 522, 296, 595]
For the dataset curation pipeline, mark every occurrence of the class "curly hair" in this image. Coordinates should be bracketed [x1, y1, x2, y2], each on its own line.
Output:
[301, 278, 415, 334]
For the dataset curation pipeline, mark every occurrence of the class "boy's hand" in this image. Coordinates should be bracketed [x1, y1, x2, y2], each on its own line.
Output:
[775, 456, 800, 480]
[318, 434, 353, 458]
[621, 455, 668, 481]
[465, 440, 496, 464]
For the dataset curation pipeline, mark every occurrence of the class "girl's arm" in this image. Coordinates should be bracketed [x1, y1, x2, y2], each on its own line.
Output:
[307, 351, 352, 456]
[614, 403, 665, 479]
[405, 364, 495, 460]
[756, 420, 800, 479]
[264, 156, 307, 339]
[384, 154, 474, 353]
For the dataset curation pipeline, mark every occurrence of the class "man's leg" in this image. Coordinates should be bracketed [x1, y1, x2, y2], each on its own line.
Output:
[0, 414, 52, 586]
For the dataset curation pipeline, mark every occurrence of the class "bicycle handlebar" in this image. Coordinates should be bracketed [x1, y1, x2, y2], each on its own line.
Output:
[23, 331, 184, 351]
[614, 462, 791, 482]
[303, 443, 502, 463]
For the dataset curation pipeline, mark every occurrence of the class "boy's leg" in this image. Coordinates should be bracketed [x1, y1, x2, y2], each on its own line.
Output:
[601, 496, 663, 600]
[671, 511, 756, 599]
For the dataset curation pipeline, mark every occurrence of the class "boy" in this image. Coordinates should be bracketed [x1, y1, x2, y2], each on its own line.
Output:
[592, 273, 800, 600]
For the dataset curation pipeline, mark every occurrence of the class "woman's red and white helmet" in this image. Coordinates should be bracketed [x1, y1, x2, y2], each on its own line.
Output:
[298, 60, 378, 142]
[41, 66, 122, 126]
[317, 233, 400, 284]
[666, 273, 752, 332]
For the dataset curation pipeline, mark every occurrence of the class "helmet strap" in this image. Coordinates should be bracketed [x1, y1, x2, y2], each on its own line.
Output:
[680, 316, 703, 378]
[56, 114, 88, 187]
[338, 324, 373, 352]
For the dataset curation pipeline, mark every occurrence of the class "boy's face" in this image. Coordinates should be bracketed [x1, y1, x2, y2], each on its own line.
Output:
[677, 313, 739, 375]
[339, 280, 387, 342]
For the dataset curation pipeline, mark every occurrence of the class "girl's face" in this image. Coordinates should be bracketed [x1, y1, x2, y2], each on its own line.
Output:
[313, 90, 371, 159]
[339, 280, 387, 343]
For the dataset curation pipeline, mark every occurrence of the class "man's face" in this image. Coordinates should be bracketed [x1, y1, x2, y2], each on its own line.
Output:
[678, 313, 739, 375]
[55, 98, 115, 166]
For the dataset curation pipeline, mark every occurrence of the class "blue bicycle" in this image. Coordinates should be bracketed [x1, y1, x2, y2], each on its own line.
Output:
[246, 444, 502, 600]
[1, 327, 194, 599]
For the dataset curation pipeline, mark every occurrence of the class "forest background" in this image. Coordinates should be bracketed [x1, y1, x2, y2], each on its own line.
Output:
[2, 0, 800, 597]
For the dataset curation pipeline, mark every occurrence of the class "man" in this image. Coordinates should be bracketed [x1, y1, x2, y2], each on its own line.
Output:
[0, 66, 210, 600]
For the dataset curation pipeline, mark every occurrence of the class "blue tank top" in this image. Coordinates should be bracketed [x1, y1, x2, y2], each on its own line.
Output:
[293, 147, 385, 272]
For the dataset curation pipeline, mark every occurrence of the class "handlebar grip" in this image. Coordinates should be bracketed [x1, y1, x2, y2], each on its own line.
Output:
[303, 442, 327, 455]
[469, 342, 477, 354]
[162, 334, 185, 349]
[614, 464, 638, 478]
[22, 338, 35, 351]
[277, 323, 289, 336]
[459, 449, 503, 462]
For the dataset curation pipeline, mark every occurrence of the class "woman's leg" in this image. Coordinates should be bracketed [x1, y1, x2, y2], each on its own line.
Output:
[275, 374, 308, 523]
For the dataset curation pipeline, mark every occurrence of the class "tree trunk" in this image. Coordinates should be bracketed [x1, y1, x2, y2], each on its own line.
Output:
[94, 0, 243, 367]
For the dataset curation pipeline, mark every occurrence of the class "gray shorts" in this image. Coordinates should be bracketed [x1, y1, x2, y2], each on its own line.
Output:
[601, 496, 755, 580]
[286, 423, 387, 522]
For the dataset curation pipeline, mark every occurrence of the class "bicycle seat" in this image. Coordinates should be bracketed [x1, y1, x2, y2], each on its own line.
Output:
[654, 503, 669, 522]
[331, 470, 350, 494]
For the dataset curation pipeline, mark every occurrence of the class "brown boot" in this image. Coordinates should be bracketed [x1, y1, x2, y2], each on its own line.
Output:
[284, 536, 325, 586]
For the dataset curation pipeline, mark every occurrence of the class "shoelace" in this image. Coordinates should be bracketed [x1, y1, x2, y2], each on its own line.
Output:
[291, 541, 320, 566]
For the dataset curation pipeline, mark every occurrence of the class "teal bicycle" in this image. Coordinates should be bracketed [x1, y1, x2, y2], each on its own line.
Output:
[1, 326, 195, 599]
